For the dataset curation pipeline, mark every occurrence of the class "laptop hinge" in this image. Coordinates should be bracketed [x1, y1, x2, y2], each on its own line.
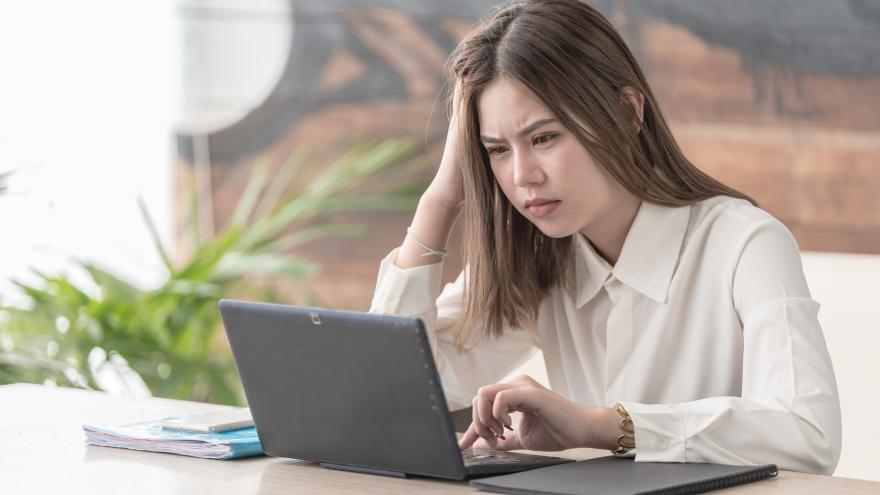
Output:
[319, 462, 408, 478]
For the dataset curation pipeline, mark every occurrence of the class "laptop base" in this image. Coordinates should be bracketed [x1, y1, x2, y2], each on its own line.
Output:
[320, 462, 409, 478]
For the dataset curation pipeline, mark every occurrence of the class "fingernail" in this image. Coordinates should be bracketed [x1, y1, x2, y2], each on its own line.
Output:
[500, 435, 506, 440]
[504, 424, 514, 431]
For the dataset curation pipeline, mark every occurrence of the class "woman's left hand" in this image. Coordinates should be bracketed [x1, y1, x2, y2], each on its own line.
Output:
[458, 375, 617, 452]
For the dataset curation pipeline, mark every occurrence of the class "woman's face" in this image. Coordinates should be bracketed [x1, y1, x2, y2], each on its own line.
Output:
[477, 76, 629, 239]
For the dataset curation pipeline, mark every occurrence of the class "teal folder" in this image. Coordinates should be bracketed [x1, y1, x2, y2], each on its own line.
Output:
[83, 420, 263, 460]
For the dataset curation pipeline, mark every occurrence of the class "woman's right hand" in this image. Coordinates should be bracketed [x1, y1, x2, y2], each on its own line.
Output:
[425, 81, 465, 212]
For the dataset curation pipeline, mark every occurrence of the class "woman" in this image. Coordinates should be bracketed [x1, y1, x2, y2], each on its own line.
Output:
[370, 0, 841, 474]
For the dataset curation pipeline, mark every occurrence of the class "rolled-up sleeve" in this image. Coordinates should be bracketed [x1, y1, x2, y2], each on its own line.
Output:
[369, 248, 539, 410]
[622, 218, 842, 474]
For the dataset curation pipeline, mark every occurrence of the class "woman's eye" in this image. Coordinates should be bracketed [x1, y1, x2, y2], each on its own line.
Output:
[487, 146, 508, 156]
[533, 133, 556, 146]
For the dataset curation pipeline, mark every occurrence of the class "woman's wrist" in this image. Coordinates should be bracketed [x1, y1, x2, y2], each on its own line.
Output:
[583, 405, 626, 450]
[421, 185, 464, 216]
[394, 190, 461, 269]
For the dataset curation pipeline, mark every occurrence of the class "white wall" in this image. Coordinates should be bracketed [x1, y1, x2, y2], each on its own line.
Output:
[802, 251, 880, 481]
[507, 251, 880, 481]
[0, 2, 174, 293]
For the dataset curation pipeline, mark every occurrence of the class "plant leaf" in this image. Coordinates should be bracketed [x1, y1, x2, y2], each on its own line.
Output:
[266, 223, 367, 252]
[254, 147, 310, 219]
[213, 253, 316, 281]
[322, 195, 420, 212]
[0, 169, 13, 194]
[230, 159, 270, 227]
[83, 263, 142, 302]
[185, 178, 201, 251]
[138, 197, 173, 272]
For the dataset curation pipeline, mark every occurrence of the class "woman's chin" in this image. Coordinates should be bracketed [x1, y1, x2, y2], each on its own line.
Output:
[532, 222, 579, 239]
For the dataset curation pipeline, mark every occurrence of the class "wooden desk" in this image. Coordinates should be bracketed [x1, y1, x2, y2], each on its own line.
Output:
[2, 383, 877, 494]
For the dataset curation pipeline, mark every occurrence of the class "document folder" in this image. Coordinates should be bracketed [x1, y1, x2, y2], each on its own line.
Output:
[470, 456, 777, 495]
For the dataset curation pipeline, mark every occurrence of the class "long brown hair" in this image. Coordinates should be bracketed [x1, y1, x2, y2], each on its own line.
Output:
[448, 0, 755, 347]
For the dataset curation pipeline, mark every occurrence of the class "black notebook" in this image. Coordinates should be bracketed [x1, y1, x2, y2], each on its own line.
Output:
[469, 456, 778, 495]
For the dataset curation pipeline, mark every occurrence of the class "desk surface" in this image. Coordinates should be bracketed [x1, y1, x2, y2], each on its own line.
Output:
[3, 383, 877, 494]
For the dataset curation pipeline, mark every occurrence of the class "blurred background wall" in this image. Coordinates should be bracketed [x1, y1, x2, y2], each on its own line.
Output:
[174, 0, 880, 306]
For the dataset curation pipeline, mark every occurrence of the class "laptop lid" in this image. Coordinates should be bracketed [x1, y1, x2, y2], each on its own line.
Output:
[219, 299, 467, 479]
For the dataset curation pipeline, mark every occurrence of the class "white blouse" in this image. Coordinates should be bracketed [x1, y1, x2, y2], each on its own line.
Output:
[369, 196, 841, 474]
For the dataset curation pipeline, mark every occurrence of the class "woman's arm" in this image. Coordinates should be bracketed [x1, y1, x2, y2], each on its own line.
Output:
[619, 219, 841, 474]
[395, 80, 465, 269]
[370, 80, 539, 410]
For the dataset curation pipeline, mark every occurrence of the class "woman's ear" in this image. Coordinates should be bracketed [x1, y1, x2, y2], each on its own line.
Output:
[620, 86, 645, 131]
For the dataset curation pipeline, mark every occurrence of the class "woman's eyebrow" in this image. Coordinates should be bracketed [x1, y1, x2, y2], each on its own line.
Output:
[480, 118, 559, 143]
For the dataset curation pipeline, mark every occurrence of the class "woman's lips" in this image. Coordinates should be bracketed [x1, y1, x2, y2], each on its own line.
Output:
[525, 199, 561, 217]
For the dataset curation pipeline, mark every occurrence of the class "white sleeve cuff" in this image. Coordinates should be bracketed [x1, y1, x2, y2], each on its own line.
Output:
[369, 247, 444, 317]
[620, 401, 687, 463]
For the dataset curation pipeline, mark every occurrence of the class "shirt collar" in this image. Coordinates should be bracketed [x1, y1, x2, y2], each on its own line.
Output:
[572, 232, 612, 307]
[573, 201, 691, 307]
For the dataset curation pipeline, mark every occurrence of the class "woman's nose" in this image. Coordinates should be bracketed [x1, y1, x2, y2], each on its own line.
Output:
[512, 152, 545, 187]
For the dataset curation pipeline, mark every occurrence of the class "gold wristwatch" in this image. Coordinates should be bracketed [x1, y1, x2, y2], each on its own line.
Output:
[612, 403, 636, 455]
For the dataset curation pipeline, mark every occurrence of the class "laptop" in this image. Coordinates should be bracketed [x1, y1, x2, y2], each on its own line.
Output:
[219, 299, 574, 479]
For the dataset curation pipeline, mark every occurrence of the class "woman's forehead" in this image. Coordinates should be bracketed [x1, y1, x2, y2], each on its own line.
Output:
[476, 77, 555, 137]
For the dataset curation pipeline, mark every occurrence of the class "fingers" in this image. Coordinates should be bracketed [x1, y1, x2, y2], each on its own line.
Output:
[448, 79, 463, 118]
[510, 374, 548, 391]
[492, 387, 541, 426]
[475, 385, 510, 437]
[464, 376, 543, 450]
[458, 422, 479, 450]
[471, 396, 499, 448]
[493, 432, 524, 451]
[469, 383, 520, 448]
[459, 422, 524, 451]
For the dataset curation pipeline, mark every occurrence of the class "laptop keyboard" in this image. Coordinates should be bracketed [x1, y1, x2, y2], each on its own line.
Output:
[462, 448, 556, 465]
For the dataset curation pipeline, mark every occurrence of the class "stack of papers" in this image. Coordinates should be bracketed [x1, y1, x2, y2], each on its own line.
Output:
[83, 420, 263, 460]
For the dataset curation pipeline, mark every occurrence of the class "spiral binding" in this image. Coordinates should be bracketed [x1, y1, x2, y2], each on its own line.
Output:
[639, 464, 778, 495]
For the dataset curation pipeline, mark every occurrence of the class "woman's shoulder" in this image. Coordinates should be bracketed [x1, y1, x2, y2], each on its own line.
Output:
[691, 194, 768, 221]
[687, 195, 796, 250]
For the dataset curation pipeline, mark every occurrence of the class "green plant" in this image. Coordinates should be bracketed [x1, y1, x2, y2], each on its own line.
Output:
[0, 170, 10, 194]
[0, 141, 426, 404]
